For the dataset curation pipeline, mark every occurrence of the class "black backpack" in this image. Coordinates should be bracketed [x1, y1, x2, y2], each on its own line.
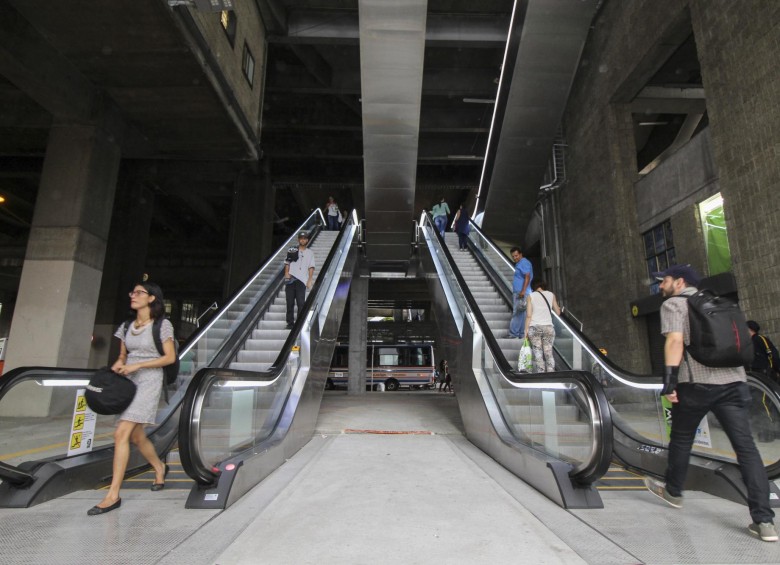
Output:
[124, 317, 180, 386]
[683, 289, 753, 368]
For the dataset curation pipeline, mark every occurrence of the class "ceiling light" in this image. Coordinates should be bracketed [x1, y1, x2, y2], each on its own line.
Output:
[638, 121, 668, 126]
[462, 98, 495, 104]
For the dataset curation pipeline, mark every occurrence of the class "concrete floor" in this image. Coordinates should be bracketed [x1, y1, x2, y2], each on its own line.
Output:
[2, 391, 779, 564]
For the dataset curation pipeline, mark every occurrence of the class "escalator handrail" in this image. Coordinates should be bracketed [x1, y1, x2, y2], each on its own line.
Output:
[465, 217, 780, 479]
[178, 212, 357, 485]
[0, 212, 329, 486]
[422, 212, 613, 483]
[205, 223, 326, 370]
[179, 209, 325, 360]
[0, 365, 184, 487]
[466, 217, 658, 383]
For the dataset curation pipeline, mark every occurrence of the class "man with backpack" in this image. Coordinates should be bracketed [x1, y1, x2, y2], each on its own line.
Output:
[747, 320, 780, 383]
[643, 264, 777, 542]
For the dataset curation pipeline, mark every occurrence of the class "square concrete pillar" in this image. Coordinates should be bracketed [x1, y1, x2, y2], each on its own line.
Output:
[5, 122, 121, 375]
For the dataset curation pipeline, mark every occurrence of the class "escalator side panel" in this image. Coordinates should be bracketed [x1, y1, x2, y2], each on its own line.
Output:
[420, 245, 603, 509]
[185, 241, 359, 510]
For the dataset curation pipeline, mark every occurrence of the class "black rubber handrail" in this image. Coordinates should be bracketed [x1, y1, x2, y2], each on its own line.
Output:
[178, 214, 356, 485]
[463, 217, 780, 480]
[0, 213, 329, 491]
[423, 212, 613, 483]
[0, 366, 180, 486]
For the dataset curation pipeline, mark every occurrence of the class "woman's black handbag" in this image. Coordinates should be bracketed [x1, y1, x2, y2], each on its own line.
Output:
[84, 367, 137, 415]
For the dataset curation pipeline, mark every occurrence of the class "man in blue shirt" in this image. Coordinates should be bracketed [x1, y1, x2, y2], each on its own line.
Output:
[509, 246, 532, 338]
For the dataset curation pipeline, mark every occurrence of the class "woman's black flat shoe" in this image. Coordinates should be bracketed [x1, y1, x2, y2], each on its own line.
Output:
[151, 463, 170, 491]
[87, 498, 121, 516]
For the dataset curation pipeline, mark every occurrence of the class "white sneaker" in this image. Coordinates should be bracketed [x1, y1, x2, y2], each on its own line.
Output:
[643, 476, 682, 508]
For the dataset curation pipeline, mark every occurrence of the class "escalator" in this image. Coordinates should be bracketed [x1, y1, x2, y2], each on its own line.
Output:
[420, 212, 780, 510]
[176, 212, 360, 509]
[0, 210, 346, 508]
[419, 212, 612, 509]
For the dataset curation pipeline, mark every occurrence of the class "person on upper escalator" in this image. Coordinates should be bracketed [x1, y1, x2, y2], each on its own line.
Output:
[747, 320, 780, 383]
[431, 197, 450, 239]
[324, 196, 340, 231]
[508, 246, 532, 339]
[524, 280, 561, 372]
[284, 231, 316, 330]
[453, 204, 471, 251]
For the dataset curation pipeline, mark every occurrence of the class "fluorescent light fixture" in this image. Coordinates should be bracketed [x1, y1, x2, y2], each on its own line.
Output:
[638, 121, 668, 126]
[218, 380, 274, 388]
[463, 98, 496, 104]
[474, 0, 519, 216]
[447, 155, 483, 160]
[510, 382, 569, 390]
[41, 379, 90, 386]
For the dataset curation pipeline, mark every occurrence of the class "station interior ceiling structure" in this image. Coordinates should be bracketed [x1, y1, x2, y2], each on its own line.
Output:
[0, 0, 707, 313]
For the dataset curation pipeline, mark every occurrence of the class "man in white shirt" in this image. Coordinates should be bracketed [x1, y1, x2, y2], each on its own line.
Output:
[283, 232, 316, 329]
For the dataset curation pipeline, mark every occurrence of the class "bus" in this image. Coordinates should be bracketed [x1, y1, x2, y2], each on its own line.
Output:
[327, 344, 436, 391]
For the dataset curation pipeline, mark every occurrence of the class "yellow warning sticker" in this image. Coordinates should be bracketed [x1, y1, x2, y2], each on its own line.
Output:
[73, 414, 85, 431]
[67, 389, 97, 456]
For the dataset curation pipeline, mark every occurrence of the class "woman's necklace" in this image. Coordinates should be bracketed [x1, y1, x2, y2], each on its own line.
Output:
[133, 318, 152, 331]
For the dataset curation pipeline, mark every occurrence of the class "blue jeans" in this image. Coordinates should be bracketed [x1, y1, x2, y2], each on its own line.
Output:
[509, 293, 527, 338]
[327, 215, 339, 230]
[434, 215, 447, 238]
[666, 382, 774, 524]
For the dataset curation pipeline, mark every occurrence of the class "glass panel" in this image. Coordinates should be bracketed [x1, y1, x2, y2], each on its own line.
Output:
[644, 232, 655, 258]
[377, 348, 400, 366]
[191, 222, 355, 468]
[666, 247, 676, 267]
[423, 216, 601, 471]
[646, 257, 658, 277]
[653, 225, 666, 254]
[457, 219, 780, 472]
[0, 376, 117, 467]
[664, 221, 674, 247]
[643, 221, 675, 292]
[177, 212, 323, 399]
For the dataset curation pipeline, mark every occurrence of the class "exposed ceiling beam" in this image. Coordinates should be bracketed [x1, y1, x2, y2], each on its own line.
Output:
[274, 11, 507, 46]
[360, 0, 428, 262]
[0, 0, 95, 121]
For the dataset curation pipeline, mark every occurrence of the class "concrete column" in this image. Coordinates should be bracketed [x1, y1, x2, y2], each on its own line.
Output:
[90, 171, 155, 368]
[225, 163, 274, 296]
[5, 121, 122, 372]
[348, 272, 368, 395]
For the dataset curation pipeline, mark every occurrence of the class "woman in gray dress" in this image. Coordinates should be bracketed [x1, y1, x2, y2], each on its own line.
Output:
[87, 282, 176, 516]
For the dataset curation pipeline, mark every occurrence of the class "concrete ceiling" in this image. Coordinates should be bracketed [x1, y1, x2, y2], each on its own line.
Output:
[0, 0, 604, 294]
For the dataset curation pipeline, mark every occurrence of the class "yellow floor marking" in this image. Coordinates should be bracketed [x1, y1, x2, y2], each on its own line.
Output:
[0, 432, 113, 459]
[597, 486, 647, 490]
